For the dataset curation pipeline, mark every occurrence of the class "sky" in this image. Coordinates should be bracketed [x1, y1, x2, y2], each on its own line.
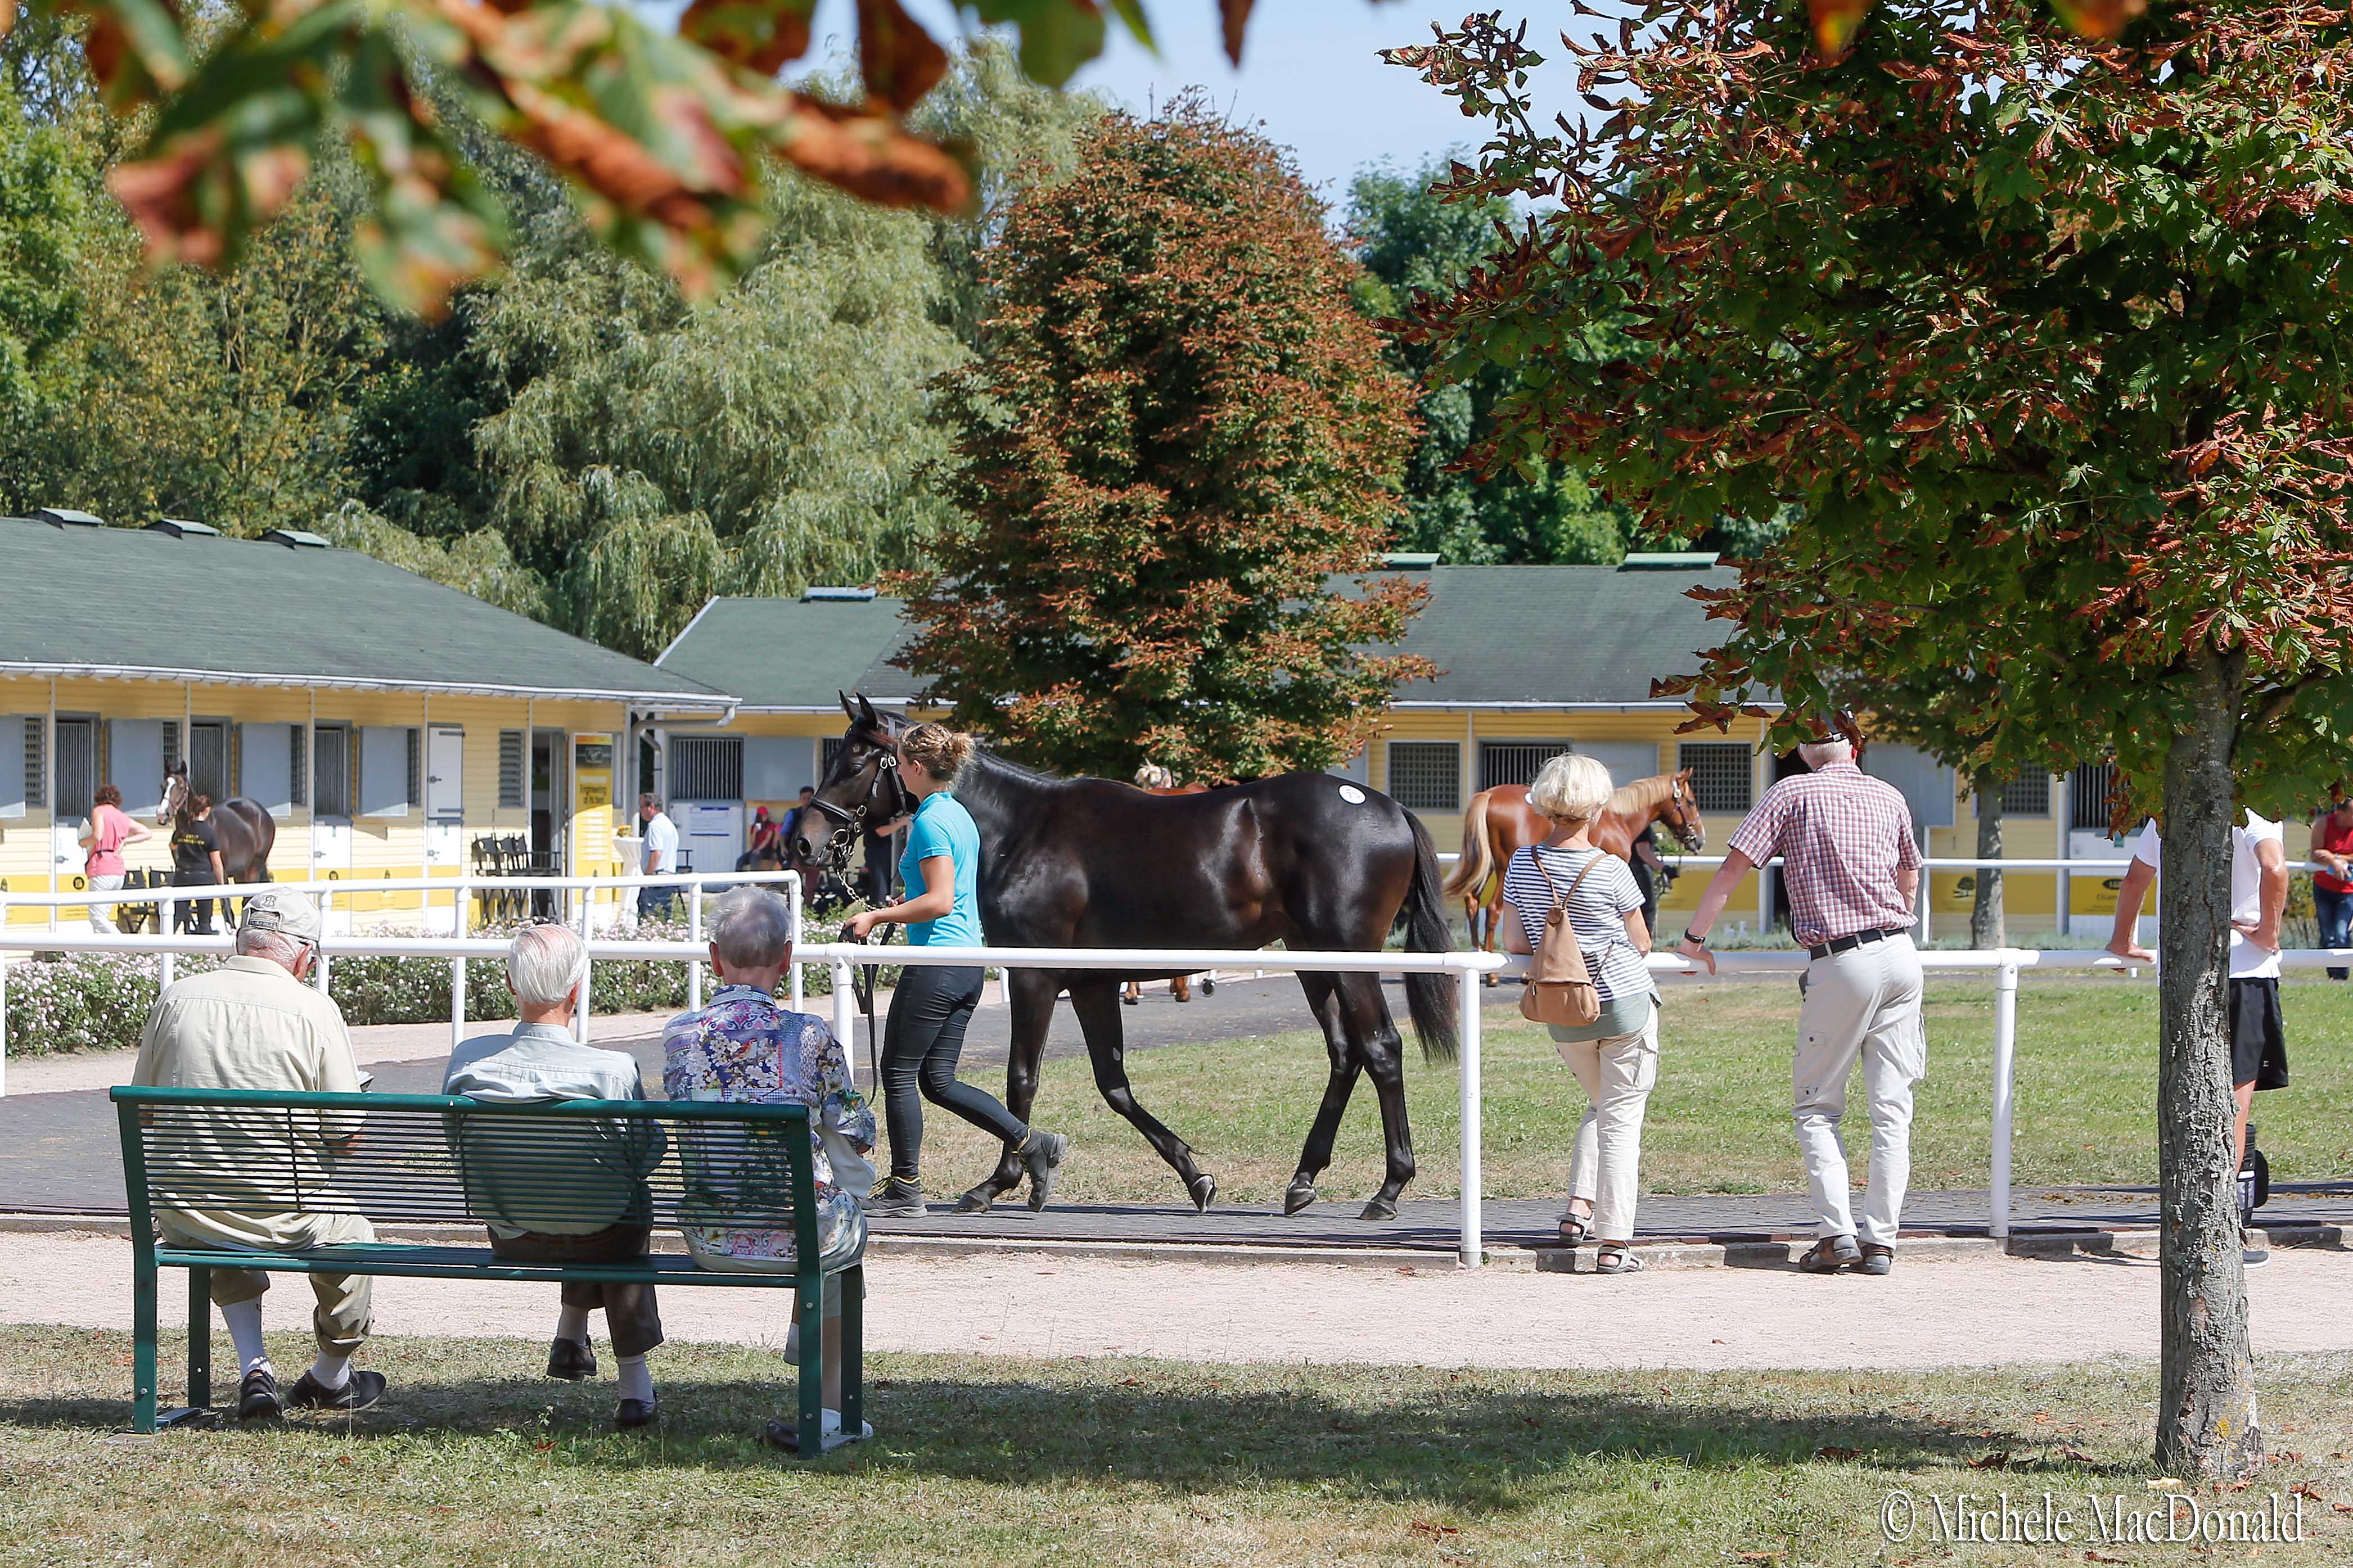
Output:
[798, 0, 1504, 206]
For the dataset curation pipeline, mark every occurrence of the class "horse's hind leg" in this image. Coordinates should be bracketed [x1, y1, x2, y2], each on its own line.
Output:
[1336, 971, 1415, 1221]
[955, 969, 1056, 1214]
[1066, 978, 1214, 1211]
[1283, 972, 1363, 1215]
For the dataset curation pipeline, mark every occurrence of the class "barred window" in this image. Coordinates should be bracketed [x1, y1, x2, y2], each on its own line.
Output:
[313, 724, 351, 818]
[1387, 741, 1461, 811]
[53, 717, 96, 820]
[1478, 741, 1570, 792]
[498, 731, 526, 808]
[24, 715, 43, 810]
[2069, 762, 2116, 833]
[1678, 741, 1754, 814]
[822, 736, 844, 773]
[670, 735, 743, 801]
[190, 722, 231, 802]
[1998, 774, 2052, 817]
[290, 725, 307, 809]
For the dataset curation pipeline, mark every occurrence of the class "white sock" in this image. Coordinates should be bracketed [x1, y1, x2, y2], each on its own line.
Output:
[556, 1307, 590, 1345]
[222, 1300, 269, 1377]
[308, 1352, 351, 1390]
[616, 1355, 654, 1404]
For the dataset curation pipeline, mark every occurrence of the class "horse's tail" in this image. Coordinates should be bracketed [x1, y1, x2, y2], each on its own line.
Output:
[1439, 790, 1493, 903]
[1401, 811, 1460, 1064]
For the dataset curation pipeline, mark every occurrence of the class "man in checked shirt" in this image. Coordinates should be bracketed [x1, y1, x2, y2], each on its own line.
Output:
[1676, 730, 1926, 1277]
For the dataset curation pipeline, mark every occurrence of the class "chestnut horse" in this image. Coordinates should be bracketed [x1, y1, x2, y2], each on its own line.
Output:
[796, 694, 1458, 1220]
[1442, 771, 1706, 975]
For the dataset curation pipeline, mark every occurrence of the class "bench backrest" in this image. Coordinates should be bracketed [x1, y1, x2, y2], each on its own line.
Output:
[110, 1087, 823, 1256]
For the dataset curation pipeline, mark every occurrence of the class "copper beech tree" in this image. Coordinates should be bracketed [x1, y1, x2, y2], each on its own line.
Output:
[1393, 2, 2353, 1477]
[895, 99, 1427, 783]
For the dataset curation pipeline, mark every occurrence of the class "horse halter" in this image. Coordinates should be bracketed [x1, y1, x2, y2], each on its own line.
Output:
[809, 736, 912, 868]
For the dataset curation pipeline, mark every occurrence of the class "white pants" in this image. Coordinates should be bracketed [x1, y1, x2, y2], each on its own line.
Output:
[88, 873, 123, 934]
[1793, 935, 1927, 1248]
[1556, 1007, 1660, 1243]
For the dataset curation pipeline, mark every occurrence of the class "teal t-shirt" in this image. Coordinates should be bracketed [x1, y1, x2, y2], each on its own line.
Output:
[899, 791, 984, 947]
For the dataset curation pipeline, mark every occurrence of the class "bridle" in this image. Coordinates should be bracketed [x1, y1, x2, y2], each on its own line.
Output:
[1662, 775, 1705, 851]
[808, 734, 913, 869]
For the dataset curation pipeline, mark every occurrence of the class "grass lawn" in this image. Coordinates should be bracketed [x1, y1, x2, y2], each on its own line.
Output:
[909, 977, 2353, 1206]
[5, 1326, 2352, 1566]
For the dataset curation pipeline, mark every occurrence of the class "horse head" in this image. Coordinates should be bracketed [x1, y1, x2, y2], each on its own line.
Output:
[159, 763, 190, 827]
[1658, 767, 1706, 851]
[794, 692, 914, 869]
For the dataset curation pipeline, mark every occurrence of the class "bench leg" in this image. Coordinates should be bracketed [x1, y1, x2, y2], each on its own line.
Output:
[795, 1277, 824, 1458]
[132, 1258, 159, 1434]
[838, 1264, 863, 1438]
[187, 1267, 211, 1411]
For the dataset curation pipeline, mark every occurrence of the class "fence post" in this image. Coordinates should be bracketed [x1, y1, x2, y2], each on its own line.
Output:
[687, 879, 704, 1014]
[832, 959, 856, 1087]
[1989, 952, 2020, 1244]
[313, 892, 331, 991]
[160, 897, 177, 993]
[450, 875, 470, 1054]
[1457, 957, 1484, 1269]
[786, 871, 804, 1014]
[0, 889, 10, 1099]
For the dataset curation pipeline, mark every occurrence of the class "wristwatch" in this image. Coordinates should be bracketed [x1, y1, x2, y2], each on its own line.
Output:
[1683, 927, 1709, 947]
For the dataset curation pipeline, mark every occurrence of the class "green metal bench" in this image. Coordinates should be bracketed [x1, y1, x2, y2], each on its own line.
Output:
[111, 1085, 865, 1452]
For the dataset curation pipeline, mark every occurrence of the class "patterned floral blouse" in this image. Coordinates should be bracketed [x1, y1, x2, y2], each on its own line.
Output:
[660, 984, 875, 1269]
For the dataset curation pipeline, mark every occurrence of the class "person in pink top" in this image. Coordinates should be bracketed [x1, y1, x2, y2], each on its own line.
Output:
[80, 784, 154, 934]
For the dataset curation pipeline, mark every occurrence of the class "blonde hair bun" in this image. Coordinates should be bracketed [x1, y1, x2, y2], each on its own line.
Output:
[901, 722, 977, 783]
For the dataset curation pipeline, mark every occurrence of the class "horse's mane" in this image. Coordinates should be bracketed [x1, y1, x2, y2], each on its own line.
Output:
[1606, 775, 1674, 814]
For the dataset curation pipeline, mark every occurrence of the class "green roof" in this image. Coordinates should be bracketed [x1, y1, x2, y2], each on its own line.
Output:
[0, 517, 731, 707]
[659, 563, 1748, 710]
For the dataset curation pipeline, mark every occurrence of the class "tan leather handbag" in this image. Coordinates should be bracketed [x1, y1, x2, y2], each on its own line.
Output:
[1520, 850, 1604, 1028]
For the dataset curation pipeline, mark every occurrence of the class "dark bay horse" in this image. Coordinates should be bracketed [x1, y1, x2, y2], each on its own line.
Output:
[160, 764, 276, 916]
[1443, 771, 1706, 975]
[795, 694, 1458, 1221]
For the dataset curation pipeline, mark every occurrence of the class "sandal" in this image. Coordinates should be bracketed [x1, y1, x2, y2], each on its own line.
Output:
[1558, 1205, 1593, 1245]
[1593, 1243, 1643, 1275]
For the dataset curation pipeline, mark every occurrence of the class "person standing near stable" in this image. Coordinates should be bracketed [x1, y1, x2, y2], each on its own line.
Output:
[1495, 753, 1658, 1275]
[81, 783, 153, 933]
[170, 791, 226, 934]
[1676, 730, 1925, 1277]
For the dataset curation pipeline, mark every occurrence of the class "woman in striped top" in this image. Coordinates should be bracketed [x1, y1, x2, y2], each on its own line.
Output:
[1498, 752, 1660, 1274]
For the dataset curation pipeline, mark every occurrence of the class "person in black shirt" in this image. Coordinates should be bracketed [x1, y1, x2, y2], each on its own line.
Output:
[172, 794, 226, 934]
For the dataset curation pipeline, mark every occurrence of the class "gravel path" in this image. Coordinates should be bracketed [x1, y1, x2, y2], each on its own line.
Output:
[7, 1233, 2348, 1371]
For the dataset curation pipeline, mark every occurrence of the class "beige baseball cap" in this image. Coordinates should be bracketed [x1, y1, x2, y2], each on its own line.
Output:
[237, 887, 322, 945]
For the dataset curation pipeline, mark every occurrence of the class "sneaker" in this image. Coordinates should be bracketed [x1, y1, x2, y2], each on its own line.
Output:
[1798, 1235, 1861, 1274]
[2244, 1231, 2271, 1268]
[546, 1336, 597, 1381]
[236, 1367, 282, 1421]
[1852, 1244, 1895, 1276]
[286, 1369, 386, 1412]
[762, 1408, 874, 1453]
[867, 1176, 927, 1218]
[1022, 1131, 1070, 1213]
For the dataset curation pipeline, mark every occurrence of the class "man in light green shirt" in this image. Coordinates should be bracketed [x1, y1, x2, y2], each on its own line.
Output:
[130, 888, 385, 1420]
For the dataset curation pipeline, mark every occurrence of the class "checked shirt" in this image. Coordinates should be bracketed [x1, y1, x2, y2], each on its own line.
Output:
[1727, 761, 1921, 949]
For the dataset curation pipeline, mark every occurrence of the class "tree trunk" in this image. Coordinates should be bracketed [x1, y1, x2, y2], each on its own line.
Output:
[2154, 647, 2261, 1480]
[1970, 767, 2004, 950]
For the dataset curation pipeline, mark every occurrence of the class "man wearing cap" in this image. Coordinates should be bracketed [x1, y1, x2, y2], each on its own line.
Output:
[1674, 733, 1926, 1277]
[129, 888, 387, 1419]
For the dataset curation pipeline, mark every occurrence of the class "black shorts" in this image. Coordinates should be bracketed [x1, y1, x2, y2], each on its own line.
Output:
[2229, 977, 2289, 1091]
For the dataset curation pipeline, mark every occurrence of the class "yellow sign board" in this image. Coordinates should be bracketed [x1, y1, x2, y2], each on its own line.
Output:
[571, 735, 615, 871]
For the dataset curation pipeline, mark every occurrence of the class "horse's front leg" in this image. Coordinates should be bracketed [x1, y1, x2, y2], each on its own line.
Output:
[1066, 978, 1215, 1212]
[954, 969, 1057, 1213]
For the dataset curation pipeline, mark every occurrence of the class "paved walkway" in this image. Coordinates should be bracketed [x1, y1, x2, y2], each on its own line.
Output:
[5, 1232, 2349, 1369]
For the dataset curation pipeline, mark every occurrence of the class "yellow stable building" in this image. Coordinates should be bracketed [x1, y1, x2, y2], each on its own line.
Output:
[0, 512, 732, 932]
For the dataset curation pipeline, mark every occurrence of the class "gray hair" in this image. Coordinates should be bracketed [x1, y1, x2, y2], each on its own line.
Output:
[506, 923, 588, 1008]
[1529, 752, 1616, 825]
[1797, 737, 1855, 769]
[712, 887, 794, 968]
[234, 927, 306, 968]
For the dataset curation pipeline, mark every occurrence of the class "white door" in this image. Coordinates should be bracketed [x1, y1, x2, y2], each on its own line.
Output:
[1863, 743, 1958, 830]
[680, 802, 744, 878]
[426, 726, 463, 821]
[311, 819, 353, 870]
[107, 720, 170, 817]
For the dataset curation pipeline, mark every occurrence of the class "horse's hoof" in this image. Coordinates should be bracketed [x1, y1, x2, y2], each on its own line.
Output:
[1481, 974, 1497, 988]
[1359, 1197, 1400, 1222]
[1188, 1173, 1217, 1213]
[1200, 978, 1215, 996]
[1283, 1181, 1317, 1217]
[953, 1187, 998, 1214]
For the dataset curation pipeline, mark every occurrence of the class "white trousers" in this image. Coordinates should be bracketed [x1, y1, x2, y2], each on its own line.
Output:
[1793, 935, 1927, 1248]
[1556, 1007, 1660, 1243]
[88, 873, 123, 934]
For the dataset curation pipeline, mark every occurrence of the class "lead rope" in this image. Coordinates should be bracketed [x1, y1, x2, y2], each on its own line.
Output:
[843, 918, 900, 1092]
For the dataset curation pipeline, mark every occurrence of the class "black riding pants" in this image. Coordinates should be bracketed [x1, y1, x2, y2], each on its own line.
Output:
[880, 963, 1025, 1182]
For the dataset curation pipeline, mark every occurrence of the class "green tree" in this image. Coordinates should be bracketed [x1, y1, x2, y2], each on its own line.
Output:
[1398, 1, 2353, 1476]
[0, 76, 85, 444]
[898, 97, 1430, 782]
[1346, 157, 1625, 565]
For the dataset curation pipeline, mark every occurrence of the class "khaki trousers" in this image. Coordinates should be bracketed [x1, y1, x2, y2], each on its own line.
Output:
[1553, 1007, 1660, 1244]
[1793, 935, 1927, 1248]
[165, 1214, 376, 1358]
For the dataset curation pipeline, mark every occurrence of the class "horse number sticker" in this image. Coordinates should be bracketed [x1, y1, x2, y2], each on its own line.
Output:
[1338, 785, 1367, 803]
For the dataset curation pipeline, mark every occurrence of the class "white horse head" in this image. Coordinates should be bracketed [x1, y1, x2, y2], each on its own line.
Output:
[159, 765, 190, 826]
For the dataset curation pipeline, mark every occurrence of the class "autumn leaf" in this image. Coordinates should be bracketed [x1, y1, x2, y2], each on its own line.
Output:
[1806, 0, 1868, 60]
[2048, 0, 2147, 40]
[858, 0, 950, 112]
[679, 0, 815, 75]
[1218, 0, 1251, 64]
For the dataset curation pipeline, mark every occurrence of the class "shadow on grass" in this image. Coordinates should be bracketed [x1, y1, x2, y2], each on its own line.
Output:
[0, 1362, 2125, 1501]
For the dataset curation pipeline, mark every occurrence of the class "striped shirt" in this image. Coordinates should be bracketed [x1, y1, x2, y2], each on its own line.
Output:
[1502, 844, 1651, 1001]
[1727, 761, 1920, 948]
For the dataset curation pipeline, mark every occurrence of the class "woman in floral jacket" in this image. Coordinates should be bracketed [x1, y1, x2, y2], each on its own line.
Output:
[662, 887, 875, 1448]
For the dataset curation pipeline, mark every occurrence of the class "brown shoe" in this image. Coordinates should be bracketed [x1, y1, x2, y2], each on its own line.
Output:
[1853, 1244, 1895, 1276]
[1797, 1235, 1861, 1274]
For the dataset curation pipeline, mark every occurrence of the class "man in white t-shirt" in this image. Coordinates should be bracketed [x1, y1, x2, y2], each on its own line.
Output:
[2107, 809, 2289, 1264]
[638, 794, 681, 920]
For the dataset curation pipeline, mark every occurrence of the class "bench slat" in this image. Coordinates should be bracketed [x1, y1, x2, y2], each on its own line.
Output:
[151, 1244, 846, 1287]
